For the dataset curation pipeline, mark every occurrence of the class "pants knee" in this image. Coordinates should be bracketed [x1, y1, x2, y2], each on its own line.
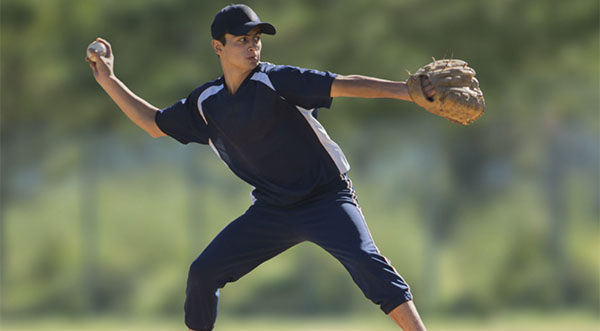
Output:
[344, 252, 412, 305]
[187, 256, 219, 291]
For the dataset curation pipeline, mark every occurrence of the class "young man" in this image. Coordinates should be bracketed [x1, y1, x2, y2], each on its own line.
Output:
[87, 4, 434, 331]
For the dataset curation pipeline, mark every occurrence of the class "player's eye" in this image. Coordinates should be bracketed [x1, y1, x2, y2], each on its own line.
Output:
[239, 37, 246, 43]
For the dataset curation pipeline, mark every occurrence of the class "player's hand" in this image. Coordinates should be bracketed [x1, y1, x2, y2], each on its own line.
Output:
[421, 76, 436, 100]
[85, 37, 115, 84]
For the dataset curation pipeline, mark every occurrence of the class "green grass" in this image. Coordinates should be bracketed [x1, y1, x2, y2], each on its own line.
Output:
[2, 313, 599, 331]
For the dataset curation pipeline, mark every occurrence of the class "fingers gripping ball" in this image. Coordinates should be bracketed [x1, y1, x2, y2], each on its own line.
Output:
[407, 59, 485, 125]
[86, 41, 107, 62]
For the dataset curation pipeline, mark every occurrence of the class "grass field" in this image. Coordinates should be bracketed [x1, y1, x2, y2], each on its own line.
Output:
[2, 313, 599, 331]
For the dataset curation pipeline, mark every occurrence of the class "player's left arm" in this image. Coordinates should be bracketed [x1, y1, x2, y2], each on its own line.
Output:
[330, 74, 435, 101]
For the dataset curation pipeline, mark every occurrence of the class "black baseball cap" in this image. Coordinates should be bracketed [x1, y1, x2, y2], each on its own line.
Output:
[211, 4, 276, 40]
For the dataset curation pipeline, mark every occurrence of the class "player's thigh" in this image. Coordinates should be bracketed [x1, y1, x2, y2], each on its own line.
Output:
[189, 205, 300, 285]
[302, 199, 379, 257]
[301, 200, 408, 297]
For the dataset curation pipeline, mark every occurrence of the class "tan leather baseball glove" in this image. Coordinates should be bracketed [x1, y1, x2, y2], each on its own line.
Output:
[407, 59, 485, 125]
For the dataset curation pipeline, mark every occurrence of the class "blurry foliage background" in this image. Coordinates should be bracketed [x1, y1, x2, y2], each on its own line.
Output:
[1, 0, 599, 325]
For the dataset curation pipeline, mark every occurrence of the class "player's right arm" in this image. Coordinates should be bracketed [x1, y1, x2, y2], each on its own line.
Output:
[86, 38, 165, 138]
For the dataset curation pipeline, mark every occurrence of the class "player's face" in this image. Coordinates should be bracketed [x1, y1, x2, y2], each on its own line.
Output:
[219, 27, 262, 72]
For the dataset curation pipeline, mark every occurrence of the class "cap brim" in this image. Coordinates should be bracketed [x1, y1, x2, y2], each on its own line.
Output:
[230, 22, 276, 36]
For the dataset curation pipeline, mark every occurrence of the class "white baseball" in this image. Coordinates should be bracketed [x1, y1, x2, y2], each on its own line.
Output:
[86, 41, 107, 62]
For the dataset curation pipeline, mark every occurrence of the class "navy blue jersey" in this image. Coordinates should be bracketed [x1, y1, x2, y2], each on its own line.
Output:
[156, 62, 350, 206]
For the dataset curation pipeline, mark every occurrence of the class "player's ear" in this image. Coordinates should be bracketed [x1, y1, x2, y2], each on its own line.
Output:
[212, 39, 223, 56]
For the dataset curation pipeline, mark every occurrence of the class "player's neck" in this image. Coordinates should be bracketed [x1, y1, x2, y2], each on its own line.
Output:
[221, 63, 257, 95]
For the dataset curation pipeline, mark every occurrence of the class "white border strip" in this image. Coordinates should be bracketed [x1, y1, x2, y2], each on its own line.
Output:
[197, 84, 224, 124]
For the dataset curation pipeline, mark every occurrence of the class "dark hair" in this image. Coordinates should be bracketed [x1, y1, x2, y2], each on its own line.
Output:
[216, 34, 226, 46]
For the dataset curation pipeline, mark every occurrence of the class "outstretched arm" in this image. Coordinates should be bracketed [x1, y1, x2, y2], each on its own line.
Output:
[330, 74, 435, 102]
[86, 38, 165, 138]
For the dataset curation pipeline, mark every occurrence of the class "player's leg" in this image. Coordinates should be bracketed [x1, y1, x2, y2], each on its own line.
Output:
[296, 182, 425, 330]
[388, 300, 426, 330]
[185, 204, 300, 331]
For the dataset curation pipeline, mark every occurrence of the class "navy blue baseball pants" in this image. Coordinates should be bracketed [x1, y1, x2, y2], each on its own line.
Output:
[184, 175, 412, 331]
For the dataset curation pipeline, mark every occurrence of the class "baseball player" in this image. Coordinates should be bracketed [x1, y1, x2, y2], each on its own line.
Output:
[87, 4, 436, 331]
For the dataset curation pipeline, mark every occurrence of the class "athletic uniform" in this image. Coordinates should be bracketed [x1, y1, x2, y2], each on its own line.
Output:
[156, 62, 412, 331]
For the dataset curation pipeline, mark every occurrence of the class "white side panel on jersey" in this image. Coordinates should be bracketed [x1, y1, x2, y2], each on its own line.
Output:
[197, 84, 224, 124]
[250, 71, 351, 175]
[295, 106, 351, 174]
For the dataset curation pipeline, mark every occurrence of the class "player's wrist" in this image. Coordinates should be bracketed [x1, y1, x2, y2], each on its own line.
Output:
[395, 81, 412, 102]
[96, 74, 122, 94]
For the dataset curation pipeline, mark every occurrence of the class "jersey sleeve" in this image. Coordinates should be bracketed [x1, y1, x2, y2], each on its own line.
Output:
[155, 89, 209, 145]
[268, 65, 338, 110]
